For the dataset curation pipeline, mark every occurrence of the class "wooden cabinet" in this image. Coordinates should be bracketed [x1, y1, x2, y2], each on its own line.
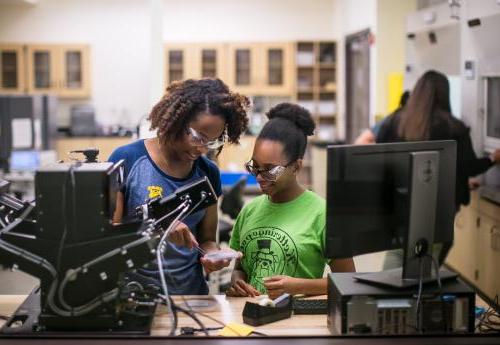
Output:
[447, 203, 478, 283]
[226, 43, 259, 94]
[227, 43, 293, 95]
[165, 45, 188, 84]
[196, 44, 227, 81]
[0, 44, 25, 94]
[59, 45, 90, 98]
[165, 43, 294, 95]
[447, 192, 500, 302]
[260, 42, 294, 95]
[165, 44, 227, 86]
[26, 44, 90, 98]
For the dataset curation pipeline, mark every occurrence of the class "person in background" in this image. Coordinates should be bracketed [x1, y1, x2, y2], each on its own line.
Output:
[354, 91, 410, 145]
[109, 78, 249, 294]
[226, 103, 355, 299]
[376, 70, 500, 268]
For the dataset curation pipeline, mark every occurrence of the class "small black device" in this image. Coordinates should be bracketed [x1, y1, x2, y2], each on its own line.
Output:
[242, 299, 292, 326]
[293, 298, 328, 315]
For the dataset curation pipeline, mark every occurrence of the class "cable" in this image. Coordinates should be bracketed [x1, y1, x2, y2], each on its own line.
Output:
[172, 302, 209, 336]
[415, 256, 424, 333]
[157, 202, 190, 335]
[154, 193, 208, 334]
[426, 253, 448, 332]
[476, 295, 500, 334]
[180, 326, 223, 336]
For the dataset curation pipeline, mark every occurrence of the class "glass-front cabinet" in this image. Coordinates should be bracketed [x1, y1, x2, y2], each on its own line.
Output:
[260, 42, 294, 95]
[165, 44, 227, 86]
[227, 43, 293, 95]
[27, 44, 90, 98]
[0, 45, 25, 94]
[59, 45, 90, 98]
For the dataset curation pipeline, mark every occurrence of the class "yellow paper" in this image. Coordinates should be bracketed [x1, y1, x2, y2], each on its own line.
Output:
[218, 322, 254, 337]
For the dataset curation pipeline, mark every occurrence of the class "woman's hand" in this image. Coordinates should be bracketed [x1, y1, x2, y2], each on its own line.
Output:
[167, 222, 198, 249]
[225, 270, 260, 297]
[263, 275, 303, 299]
[490, 149, 500, 163]
[200, 249, 242, 274]
[226, 278, 260, 297]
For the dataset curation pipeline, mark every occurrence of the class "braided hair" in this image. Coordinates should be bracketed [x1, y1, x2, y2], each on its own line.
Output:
[258, 103, 315, 161]
[149, 78, 250, 146]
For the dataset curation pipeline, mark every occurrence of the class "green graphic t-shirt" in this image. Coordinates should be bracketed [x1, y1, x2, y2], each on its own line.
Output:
[229, 190, 328, 293]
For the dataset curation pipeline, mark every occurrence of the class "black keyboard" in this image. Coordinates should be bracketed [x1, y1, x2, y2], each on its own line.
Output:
[292, 298, 328, 315]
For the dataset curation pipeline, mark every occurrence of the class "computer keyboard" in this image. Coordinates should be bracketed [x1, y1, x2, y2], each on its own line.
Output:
[292, 298, 328, 315]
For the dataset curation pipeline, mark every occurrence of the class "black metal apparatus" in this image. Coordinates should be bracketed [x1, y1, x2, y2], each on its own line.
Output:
[0, 159, 217, 334]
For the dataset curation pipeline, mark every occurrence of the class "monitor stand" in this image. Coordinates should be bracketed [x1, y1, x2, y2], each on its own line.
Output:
[354, 151, 459, 289]
[354, 267, 458, 289]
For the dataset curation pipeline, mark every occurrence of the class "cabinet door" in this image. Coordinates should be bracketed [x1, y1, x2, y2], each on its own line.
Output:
[165, 45, 196, 86]
[259, 42, 294, 95]
[0, 45, 25, 93]
[190, 44, 227, 81]
[59, 45, 90, 98]
[446, 205, 477, 283]
[477, 213, 500, 300]
[227, 44, 260, 94]
[26, 45, 59, 94]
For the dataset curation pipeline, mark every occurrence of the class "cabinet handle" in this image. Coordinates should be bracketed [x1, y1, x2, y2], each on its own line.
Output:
[491, 225, 500, 252]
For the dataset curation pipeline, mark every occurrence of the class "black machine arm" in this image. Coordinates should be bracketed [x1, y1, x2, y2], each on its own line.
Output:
[0, 162, 218, 333]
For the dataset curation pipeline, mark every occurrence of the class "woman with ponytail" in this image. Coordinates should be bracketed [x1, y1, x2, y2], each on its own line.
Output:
[227, 103, 355, 298]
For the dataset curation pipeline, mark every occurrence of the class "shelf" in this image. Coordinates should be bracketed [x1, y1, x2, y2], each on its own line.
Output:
[295, 41, 338, 189]
[317, 114, 336, 119]
[297, 88, 315, 93]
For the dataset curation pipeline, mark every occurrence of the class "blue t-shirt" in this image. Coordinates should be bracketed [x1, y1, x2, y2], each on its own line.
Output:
[108, 139, 222, 295]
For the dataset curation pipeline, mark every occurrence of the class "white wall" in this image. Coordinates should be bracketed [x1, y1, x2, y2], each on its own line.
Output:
[0, 0, 339, 128]
[163, 0, 337, 42]
[0, 0, 152, 128]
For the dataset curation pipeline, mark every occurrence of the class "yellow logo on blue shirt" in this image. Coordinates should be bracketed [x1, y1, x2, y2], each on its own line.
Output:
[147, 186, 163, 199]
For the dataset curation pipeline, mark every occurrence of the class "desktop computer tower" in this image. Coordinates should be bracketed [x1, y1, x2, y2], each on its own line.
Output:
[327, 272, 475, 335]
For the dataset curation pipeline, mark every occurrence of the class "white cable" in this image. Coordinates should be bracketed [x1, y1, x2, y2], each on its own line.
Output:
[157, 203, 190, 334]
[156, 193, 207, 335]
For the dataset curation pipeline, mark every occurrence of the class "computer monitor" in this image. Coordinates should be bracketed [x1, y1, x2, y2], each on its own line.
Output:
[325, 141, 457, 288]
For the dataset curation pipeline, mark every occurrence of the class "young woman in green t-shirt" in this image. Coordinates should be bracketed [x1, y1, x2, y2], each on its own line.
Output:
[227, 103, 355, 299]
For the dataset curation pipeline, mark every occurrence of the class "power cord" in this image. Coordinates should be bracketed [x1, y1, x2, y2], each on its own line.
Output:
[180, 326, 223, 336]
[476, 295, 500, 333]
[415, 256, 424, 333]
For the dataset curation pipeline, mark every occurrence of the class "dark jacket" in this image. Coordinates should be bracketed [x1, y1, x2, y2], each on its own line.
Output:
[376, 111, 493, 210]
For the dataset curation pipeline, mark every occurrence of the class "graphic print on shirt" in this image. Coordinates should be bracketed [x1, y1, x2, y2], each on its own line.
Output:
[241, 227, 298, 293]
[147, 185, 163, 199]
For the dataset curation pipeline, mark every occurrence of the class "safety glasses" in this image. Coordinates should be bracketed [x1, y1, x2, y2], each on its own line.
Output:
[187, 127, 226, 150]
[244, 159, 293, 182]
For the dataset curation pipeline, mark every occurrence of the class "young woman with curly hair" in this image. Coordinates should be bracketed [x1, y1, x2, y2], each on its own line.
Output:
[109, 78, 249, 294]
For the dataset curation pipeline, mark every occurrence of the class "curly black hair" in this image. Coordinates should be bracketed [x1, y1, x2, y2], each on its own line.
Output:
[149, 78, 250, 146]
[258, 102, 315, 161]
